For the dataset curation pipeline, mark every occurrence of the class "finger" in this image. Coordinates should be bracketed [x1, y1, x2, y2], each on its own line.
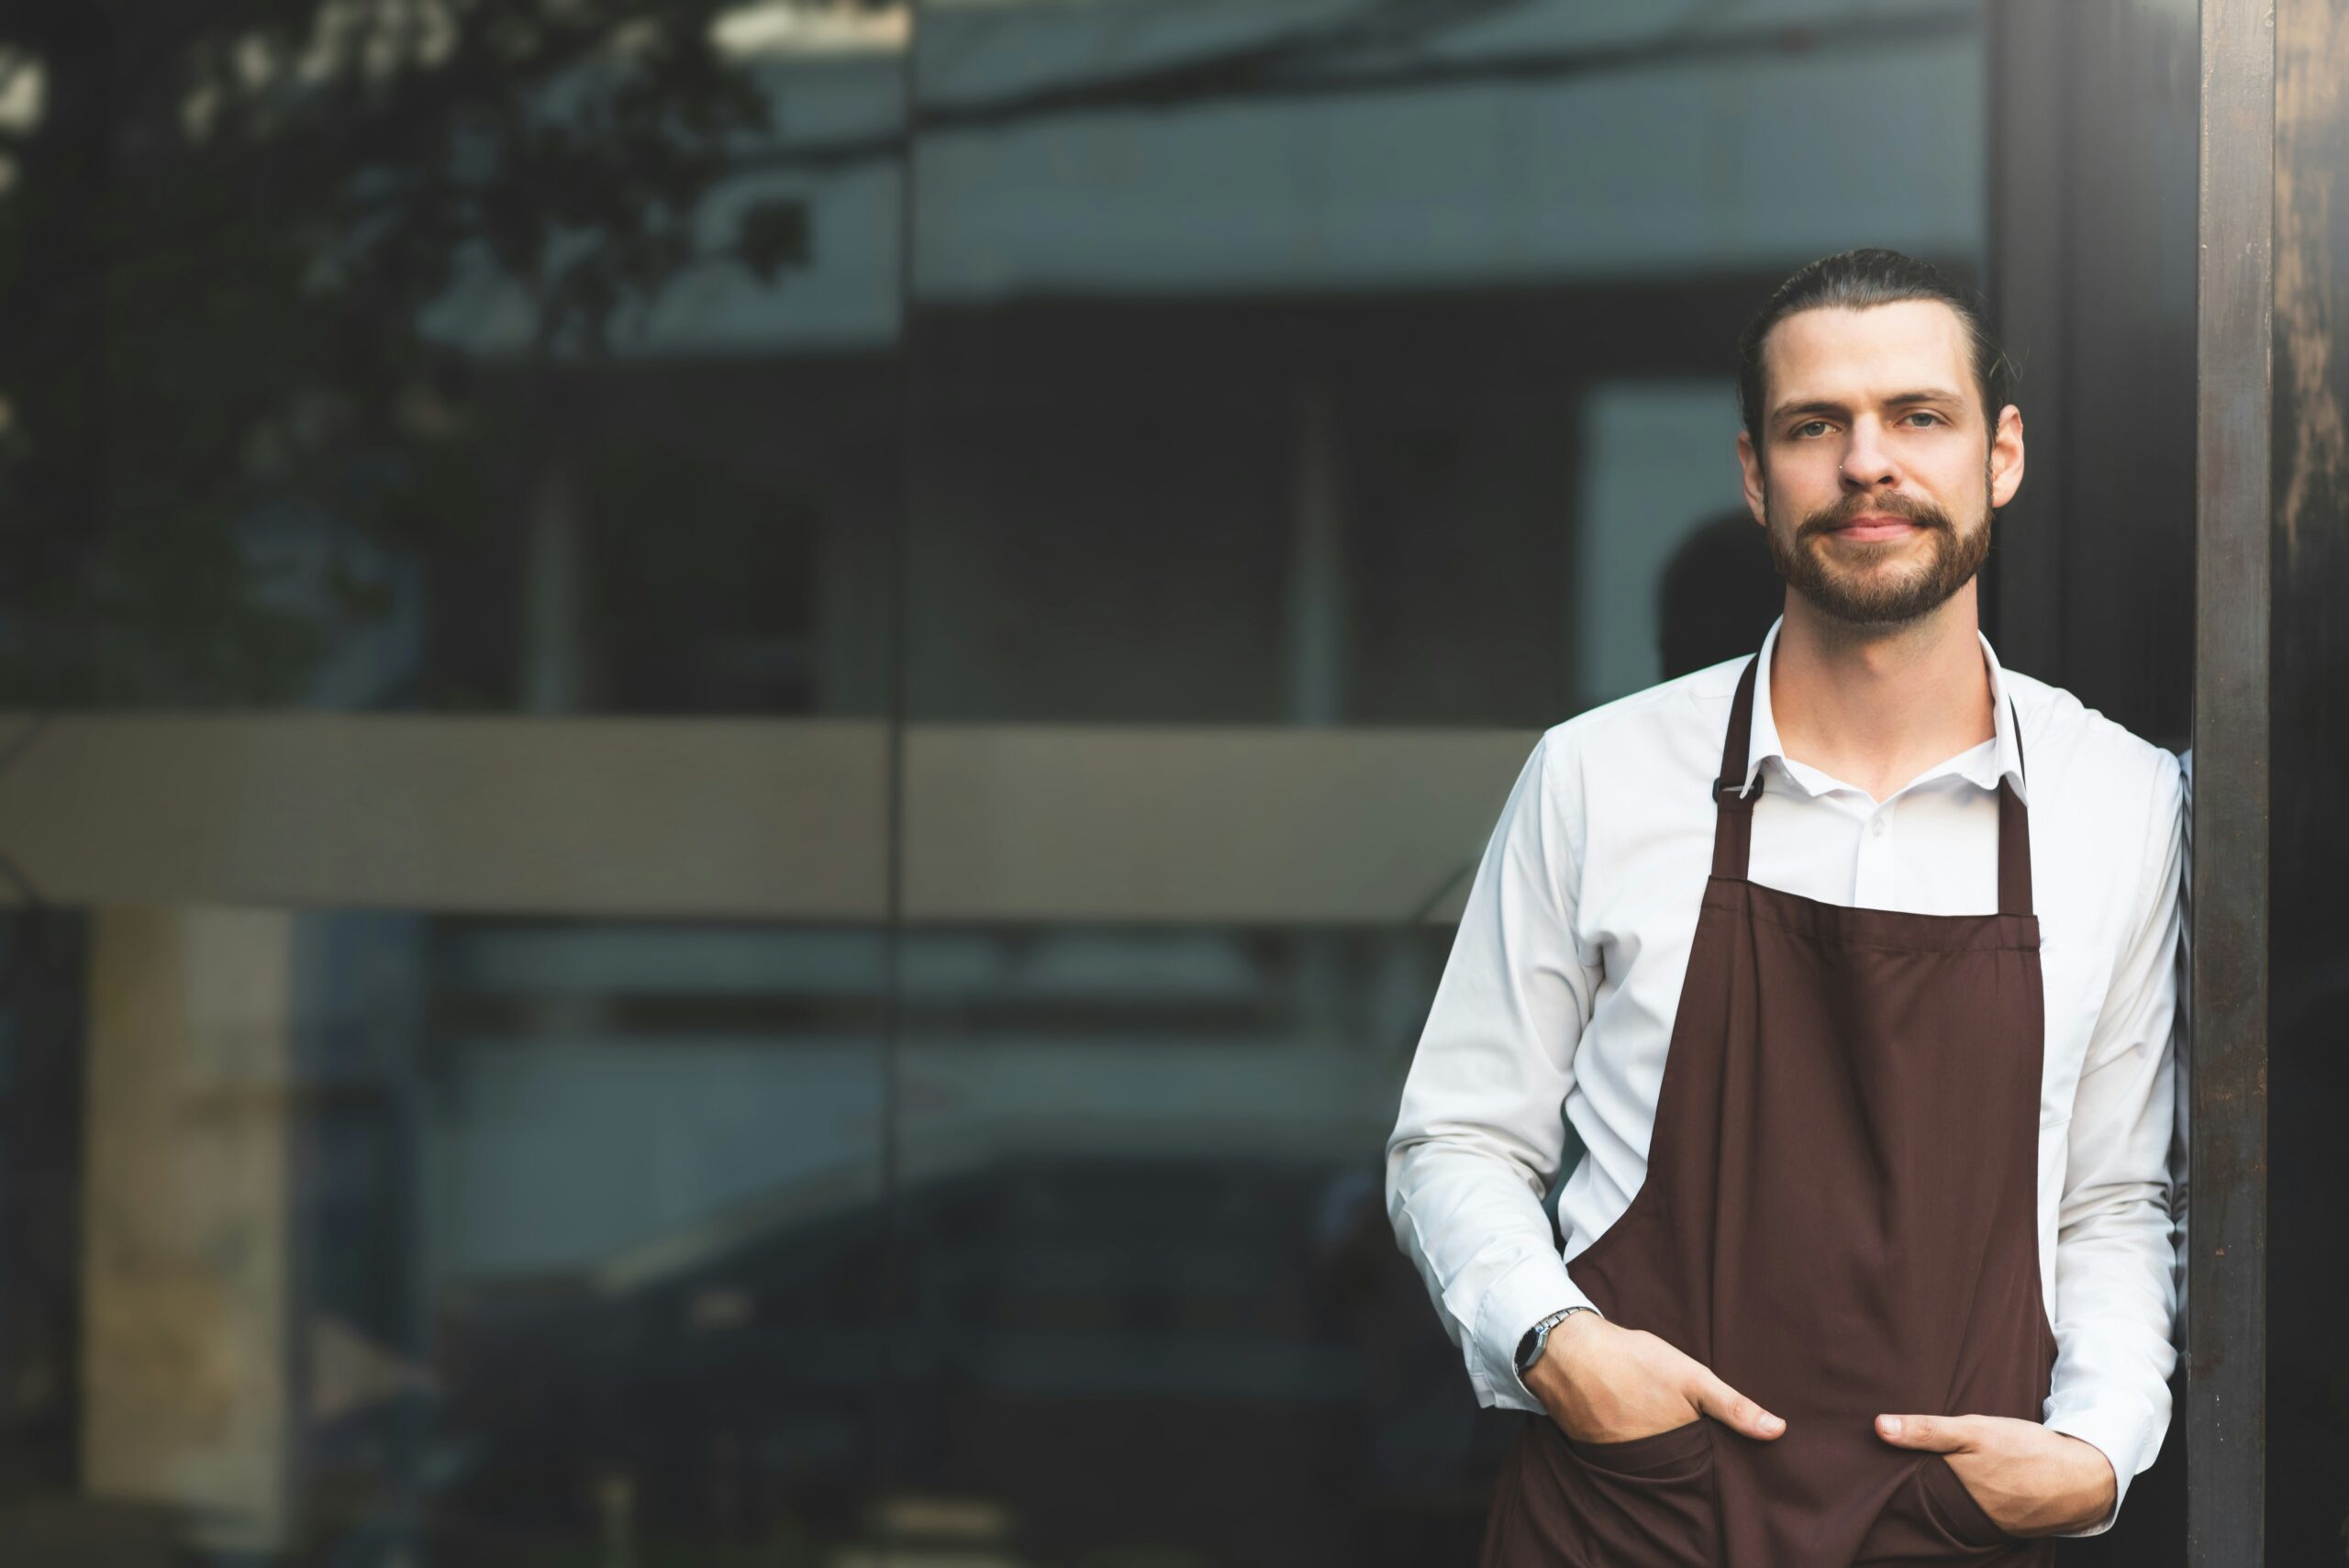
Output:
[1692, 1373, 1786, 1440]
[1876, 1413, 1980, 1452]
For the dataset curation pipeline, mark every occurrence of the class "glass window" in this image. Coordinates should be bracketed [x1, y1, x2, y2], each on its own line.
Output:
[897, 3, 1991, 1562]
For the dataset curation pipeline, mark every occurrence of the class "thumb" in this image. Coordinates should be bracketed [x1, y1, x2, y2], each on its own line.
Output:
[1876, 1413, 1974, 1452]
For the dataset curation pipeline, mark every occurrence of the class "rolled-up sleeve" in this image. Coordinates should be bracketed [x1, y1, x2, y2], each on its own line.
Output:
[2042, 749, 2188, 1535]
[1385, 731, 1603, 1411]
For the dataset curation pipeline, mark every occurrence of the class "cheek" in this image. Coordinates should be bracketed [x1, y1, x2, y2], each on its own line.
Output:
[1762, 449, 1841, 509]
[1766, 446, 1831, 495]
[1921, 446, 1994, 499]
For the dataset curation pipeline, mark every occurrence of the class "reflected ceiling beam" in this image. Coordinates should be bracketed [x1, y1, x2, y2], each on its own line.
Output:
[0, 717, 893, 920]
[900, 724, 1524, 925]
[743, 2, 1983, 172]
[0, 717, 1529, 924]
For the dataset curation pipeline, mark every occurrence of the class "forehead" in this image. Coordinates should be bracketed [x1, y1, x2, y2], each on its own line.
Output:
[1760, 300, 1976, 411]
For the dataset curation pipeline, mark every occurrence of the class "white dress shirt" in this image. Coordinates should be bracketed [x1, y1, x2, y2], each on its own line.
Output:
[1385, 617, 2186, 1537]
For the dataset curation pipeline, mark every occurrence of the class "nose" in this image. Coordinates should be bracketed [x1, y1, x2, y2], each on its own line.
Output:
[1839, 417, 1898, 491]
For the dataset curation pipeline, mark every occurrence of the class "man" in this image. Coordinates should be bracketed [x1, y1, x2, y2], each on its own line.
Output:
[1385, 249, 2184, 1565]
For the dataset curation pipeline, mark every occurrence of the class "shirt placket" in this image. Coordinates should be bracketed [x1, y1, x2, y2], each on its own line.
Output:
[1852, 795, 1898, 906]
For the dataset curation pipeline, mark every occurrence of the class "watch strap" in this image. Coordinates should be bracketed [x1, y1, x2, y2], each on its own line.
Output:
[1514, 1303, 1599, 1375]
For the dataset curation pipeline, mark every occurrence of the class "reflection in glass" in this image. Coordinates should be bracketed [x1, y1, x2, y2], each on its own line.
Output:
[902, 2, 1990, 1562]
[0, 1, 2021, 1564]
[0, 4, 912, 1565]
[62, 911, 891, 1563]
[0, 2, 905, 714]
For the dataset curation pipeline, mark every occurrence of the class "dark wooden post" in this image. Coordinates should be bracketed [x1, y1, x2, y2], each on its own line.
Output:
[2265, 1, 2349, 1560]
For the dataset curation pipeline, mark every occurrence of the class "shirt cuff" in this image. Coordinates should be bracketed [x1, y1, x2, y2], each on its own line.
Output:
[2042, 1404, 2154, 1537]
[1467, 1250, 1596, 1411]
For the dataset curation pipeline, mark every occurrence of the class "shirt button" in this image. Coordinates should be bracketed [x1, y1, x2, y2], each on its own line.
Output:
[1870, 817, 1887, 838]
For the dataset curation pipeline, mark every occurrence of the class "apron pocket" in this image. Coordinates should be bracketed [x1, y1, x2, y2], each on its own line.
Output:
[1486, 1415, 1719, 1567]
[1917, 1454, 2018, 1549]
[1564, 1414, 1713, 1479]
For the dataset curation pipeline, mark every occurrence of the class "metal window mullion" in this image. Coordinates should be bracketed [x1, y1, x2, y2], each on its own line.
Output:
[2188, 0, 2273, 1562]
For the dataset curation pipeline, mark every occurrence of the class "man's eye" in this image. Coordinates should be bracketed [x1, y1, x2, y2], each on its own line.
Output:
[1902, 411, 1943, 427]
[1793, 420, 1830, 438]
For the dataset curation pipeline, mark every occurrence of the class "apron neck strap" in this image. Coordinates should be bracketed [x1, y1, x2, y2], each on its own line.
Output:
[1710, 651, 2037, 919]
[1996, 774, 2032, 917]
[1710, 655, 1764, 881]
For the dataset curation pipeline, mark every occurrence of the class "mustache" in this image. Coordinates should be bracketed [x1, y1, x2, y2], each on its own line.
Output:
[1796, 493, 1953, 539]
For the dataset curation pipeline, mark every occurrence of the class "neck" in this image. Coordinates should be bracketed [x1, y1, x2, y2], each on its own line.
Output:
[1768, 582, 1996, 804]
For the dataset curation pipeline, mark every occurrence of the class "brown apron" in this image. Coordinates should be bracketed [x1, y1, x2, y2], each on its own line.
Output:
[1481, 652, 2058, 1566]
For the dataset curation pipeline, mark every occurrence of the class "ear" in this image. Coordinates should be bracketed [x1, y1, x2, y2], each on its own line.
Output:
[1988, 404, 2025, 507]
[1736, 429, 1769, 527]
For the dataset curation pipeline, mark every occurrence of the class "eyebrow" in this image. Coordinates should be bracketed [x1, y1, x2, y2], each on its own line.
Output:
[1767, 388, 1966, 425]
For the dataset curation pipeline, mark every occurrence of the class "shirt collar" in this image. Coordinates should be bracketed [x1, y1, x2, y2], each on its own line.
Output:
[1735, 615, 2030, 805]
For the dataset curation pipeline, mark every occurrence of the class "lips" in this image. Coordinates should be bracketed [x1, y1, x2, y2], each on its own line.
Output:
[1832, 516, 1920, 541]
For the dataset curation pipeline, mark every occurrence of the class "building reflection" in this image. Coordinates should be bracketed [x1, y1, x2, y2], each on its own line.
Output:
[0, 2, 2031, 1564]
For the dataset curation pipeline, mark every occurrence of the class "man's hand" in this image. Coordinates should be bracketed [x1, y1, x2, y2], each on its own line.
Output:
[1524, 1313, 1787, 1445]
[1875, 1413, 2117, 1537]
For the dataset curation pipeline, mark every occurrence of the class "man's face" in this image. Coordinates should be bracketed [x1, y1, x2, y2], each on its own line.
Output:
[1736, 300, 2025, 628]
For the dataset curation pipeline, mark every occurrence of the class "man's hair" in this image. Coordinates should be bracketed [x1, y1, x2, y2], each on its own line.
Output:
[1735, 248, 2010, 458]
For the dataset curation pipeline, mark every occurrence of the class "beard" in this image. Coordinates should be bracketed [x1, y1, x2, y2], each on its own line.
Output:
[1764, 484, 1993, 627]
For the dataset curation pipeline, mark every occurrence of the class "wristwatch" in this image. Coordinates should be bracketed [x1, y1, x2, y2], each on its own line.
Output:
[1514, 1304, 1600, 1377]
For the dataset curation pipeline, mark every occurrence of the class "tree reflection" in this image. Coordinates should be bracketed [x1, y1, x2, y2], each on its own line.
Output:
[0, 0, 828, 704]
